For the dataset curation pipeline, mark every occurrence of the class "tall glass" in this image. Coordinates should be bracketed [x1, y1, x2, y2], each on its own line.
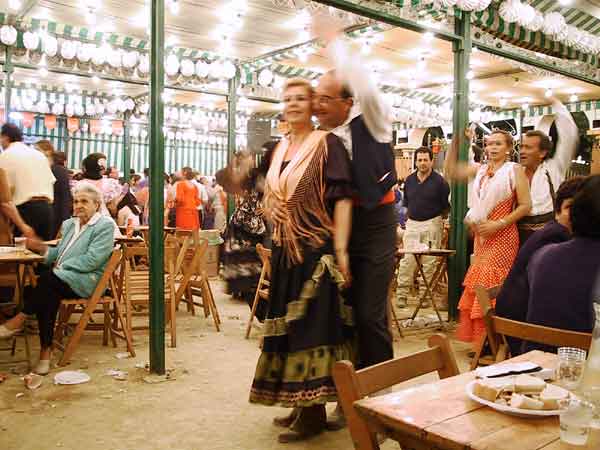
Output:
[580, 302, 600, 428]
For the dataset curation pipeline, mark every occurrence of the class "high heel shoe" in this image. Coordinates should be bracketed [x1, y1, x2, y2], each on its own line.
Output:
[0, 324, 22, 339]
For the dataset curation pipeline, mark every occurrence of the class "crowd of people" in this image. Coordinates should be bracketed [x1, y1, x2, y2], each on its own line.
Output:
[0, 20, 598, 448]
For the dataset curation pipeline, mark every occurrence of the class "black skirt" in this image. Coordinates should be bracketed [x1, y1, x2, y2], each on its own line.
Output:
[249, 242, 355, 407]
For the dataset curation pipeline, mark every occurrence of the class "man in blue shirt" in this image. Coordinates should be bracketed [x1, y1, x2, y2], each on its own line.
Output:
[397, 147, 450, 308]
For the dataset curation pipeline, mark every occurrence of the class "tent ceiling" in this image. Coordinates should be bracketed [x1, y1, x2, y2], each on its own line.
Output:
[0, 0, 599, 112]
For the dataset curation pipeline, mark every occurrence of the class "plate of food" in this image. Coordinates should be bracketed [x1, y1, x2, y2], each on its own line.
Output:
[466, 374, 571, 418]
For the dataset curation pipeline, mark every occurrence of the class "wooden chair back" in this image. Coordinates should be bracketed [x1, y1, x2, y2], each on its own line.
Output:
[487, 310, 592, 362]
[245, 243, 272, 339]
[333, 334, 459, 450]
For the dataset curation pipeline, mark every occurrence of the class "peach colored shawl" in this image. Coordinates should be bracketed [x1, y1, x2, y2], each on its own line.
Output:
[264, 130, 333, 264]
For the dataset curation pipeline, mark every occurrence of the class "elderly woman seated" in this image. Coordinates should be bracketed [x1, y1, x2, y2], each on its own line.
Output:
[524, 175, 600, 353]
[0, 183, 115, 374]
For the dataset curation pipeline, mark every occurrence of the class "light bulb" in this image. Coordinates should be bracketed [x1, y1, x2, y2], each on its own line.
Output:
[361, 41, 372, 55]
[544, 88, 553, 98]
[169, 0, 180, 15]
[92, 75, 100, 84]
[417, 58, 426, 71]
[408, 79, 417, 89]
[85, 8, 96, 25]
[40, 67, 48, 77]
[466, 70, 475, 80]
[570, 94, 578, 102]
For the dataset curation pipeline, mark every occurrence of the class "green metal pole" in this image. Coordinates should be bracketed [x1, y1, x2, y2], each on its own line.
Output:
[3, 47, 12, 124]
[149, 0, 165, 375]
[227, 76, 238, 219]
[122, 112, 131, 181]
[447, 11, 471, 321]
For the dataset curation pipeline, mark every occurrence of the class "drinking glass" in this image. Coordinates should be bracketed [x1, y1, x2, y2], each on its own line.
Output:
[582, 387, 600, 429]
[419, 230, 431, 249]
[13, 237, 27, 253]
[559, 397, 594, 446]
[557, 347, 587, 390]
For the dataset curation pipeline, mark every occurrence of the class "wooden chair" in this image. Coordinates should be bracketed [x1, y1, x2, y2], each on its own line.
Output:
[245, 243, 271, 339]
[172, 231, 221, 331]
[471, 308, 592, 369]
[333, 333, 460, 450]
[53, 250, 135, 366]
[121, 245, 179, 347]
[386, 257, 403, 340]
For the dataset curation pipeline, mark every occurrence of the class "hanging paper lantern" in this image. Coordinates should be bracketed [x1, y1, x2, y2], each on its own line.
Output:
[516, 4, 535, 28]
[74, 104, 85, 116]
[180, 59, 194, 77]
[258, 68, 273, 87]
[175, 131, 183, 140]
[106, 100, 118, 115]
[23, 31, 40, 50]
[43, 35, 58, 57]
[499, 0, 521, 24]
[167, 130, 175, 140]
[473, 0, 491, 12]
[52, 103, 64, 115]
[122, 51, 139, 69]
[171, 108, 180, 121]
[60, 40, 78, 60]
[22, 97, 34, 111]
[95, 103, 106, 115]
[139, 102, 150, 114]
[37, 101, 50, 114]
[165, 54, 179, 76]
[92, 46, 106, 66]
[527, 12, 544, 32]
[124, 98, 135, 111]
[195, 60, 210, 78]
[86, 102, 96, 115]
[138, 54, 150, 75]
[543, 12, 567, 40]
[108, 48, 122, 68]
[0, 26, 17, 46]
[208, 61, 223, 79]
[222, 60, 236, 79]
[77, 43, 94, 62]
[218, 115, 227, 128]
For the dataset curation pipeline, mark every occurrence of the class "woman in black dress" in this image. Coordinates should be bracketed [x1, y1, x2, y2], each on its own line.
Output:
[247, 78, 354, 443]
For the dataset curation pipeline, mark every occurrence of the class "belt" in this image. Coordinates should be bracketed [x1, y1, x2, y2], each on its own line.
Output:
[352, 189, 395, 207]
[518, 212, 553, 227]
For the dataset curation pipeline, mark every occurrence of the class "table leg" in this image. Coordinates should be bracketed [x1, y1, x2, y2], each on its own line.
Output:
[16, 263, 24, 310]
[410, 255, 426, 319]
[412, 256, 446, 330]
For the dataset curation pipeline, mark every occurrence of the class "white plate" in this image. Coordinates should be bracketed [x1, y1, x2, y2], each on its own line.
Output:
[54, 370, 91, 385]
[466, 380, 567, 418]
[0, 246, 15, 253]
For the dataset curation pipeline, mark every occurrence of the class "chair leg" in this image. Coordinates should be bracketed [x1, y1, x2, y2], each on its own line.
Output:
[58, 303, 97, 366]
[470, 334, 488, 370]
[24, 333, 31, 371]
[113, 299, 135, 357]
[245, 280, 263, 339]
[102, 302, 110, 346]
[204, 282, 220, 332]
[169, 298, 177, 348]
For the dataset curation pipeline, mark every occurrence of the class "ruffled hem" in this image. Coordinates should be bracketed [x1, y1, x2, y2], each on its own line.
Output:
[463, 263, 511, 290]
[456, 287, 496, 343]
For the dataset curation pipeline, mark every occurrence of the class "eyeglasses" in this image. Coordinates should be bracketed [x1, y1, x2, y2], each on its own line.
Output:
[313, 95, 346, 105]
[282, 95, 311, 103]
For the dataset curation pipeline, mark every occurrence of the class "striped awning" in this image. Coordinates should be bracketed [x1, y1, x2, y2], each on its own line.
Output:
[527, 0, 600, 36]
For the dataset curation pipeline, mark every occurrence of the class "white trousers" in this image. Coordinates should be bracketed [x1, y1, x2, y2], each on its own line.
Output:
[397, 216, 443, 299]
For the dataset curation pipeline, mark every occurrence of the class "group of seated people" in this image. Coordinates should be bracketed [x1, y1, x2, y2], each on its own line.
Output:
[495, 174, 600, 353]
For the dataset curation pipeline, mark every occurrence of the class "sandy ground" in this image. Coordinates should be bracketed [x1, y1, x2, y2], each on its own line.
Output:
[1, 280, 471, 450]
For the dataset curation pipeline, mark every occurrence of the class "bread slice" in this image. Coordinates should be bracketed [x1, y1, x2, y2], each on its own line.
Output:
[510, 393, 544, 410]
[539, 384, 569, 410]
[473, 377, 514, 402]
[514, 374, 546, 394]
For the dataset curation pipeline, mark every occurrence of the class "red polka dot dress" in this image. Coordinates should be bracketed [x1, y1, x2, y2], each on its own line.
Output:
[456, 194, 519, 345]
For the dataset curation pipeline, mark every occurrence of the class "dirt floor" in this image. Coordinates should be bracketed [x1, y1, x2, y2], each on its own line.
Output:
[1, 281, 472, 450]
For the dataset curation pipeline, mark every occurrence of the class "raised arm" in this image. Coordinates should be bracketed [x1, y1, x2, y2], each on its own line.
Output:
[444, 131, 480, 181]
[550, 98, 578, 175]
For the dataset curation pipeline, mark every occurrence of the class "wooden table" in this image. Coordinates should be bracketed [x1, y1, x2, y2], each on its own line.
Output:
[0, 249, 45, 307]
[118, 225, 176, 241]
[397, 248, 456, 329]
[354, 351, 600, 450]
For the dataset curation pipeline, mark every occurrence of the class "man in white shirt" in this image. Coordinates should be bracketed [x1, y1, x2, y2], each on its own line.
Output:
[0, 124, 56, 240]
[518, 99, 578, 245]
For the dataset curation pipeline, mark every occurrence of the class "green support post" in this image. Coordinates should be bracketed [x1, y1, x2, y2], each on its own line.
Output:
[122, 113, 131, 181]
[149, 0, 166, 375]
[447, 11, 471, 321]
[227, 76, 238, 218]
[3, 47, 12, 124]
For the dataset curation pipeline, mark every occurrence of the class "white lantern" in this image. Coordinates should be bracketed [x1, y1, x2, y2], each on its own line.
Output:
[208, 61, 223, 79]
[527, 12, 544, 32]
[108, 48, 122, 68]
[22, 97, 34, 111]
[180, 59, 194, 77]
[124, 98, 135, 111]
[138, 54, 150, 74]
[43, 35, 58, 57]
[165, 54, 179, 76]
[195, 60, 210, 78]
[122, 51, 139, 69]
[52, 103, 64, 115]
[60, 40, 78, 60]
[77, 43, 94, 62]
[86, 103, 96, 115]
[23, 31, 40, 50]
[65, 103, 75, 117]
[543, 12, 567, 40]
[139, 102, 150, 114]
[0, 26, 17, 46]
[106, 100, 118, 114]
[95, 103, 106, 115]
[74, 103, 85, 116]
[175, 131, 183, 140]
[92, 46, 106, 66]
[208, 135, 217, 145]
[167, 130, 175, 140]
[222, 60, 236, 79]
[258, 68, 274, 87]
[37, 101, 50, 114]
[116, 98, 127, 113]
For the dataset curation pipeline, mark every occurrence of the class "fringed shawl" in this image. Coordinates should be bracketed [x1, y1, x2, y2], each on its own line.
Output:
[264, 130, 333, 265]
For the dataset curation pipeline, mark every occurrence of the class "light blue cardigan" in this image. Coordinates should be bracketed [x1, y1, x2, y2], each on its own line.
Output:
[45, 214, 115, 298]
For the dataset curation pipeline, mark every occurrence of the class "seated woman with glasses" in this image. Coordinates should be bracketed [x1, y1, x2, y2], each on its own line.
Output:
[0, 183, 115, 375]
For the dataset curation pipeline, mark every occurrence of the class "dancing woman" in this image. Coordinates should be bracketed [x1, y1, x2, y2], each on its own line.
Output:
[445, 130, 531, 347]
[247, 78, 354, 443]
